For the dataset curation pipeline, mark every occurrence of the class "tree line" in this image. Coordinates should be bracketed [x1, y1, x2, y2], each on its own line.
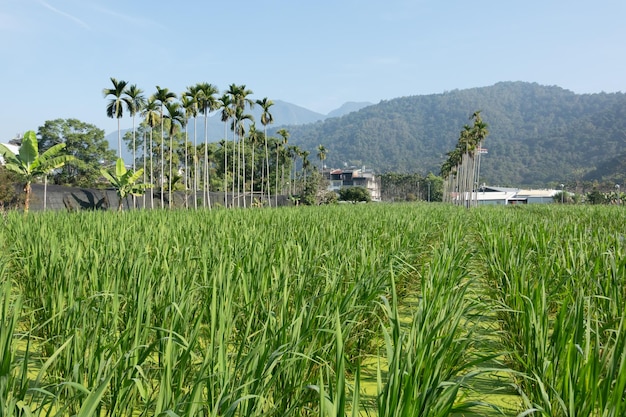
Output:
[441, 111, 489, 206]
[1, 79, 337, 210]
[103, 78, 332, 209]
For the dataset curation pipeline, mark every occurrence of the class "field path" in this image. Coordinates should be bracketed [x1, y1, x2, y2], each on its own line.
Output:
[449, 226, 523, 416]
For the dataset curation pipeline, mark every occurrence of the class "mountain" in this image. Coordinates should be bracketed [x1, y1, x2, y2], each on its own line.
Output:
[258, 100, 325, 125]
[326, 102, 373, 118]
[275, 82, 626, 187]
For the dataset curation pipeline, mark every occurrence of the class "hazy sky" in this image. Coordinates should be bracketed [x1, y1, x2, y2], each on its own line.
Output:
[1, 0, 625, 141]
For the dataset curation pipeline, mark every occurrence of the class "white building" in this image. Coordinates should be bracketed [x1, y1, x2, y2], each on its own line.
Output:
[327, 167, 381, 201]
[474, 186, 559, 205]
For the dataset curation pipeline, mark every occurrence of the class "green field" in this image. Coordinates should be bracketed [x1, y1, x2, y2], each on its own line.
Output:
[1, 204, 625, 416]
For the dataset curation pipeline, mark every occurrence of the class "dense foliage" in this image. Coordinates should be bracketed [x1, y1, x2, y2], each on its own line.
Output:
[38, 119, 116, 187]
[379, 172, 443, 202]
[0, 167, 21, 207]
[279, 82, 626, 187]
[338, 186, 371, 203]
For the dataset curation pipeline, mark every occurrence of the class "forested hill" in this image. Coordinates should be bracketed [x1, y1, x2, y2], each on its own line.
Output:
[277, 82, 626, 187]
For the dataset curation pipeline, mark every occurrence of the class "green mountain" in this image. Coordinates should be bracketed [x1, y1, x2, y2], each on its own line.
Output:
[277, 82, 626, 187]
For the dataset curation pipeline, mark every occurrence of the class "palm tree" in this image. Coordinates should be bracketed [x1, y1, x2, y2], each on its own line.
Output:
[124, 84, 145, 172]
[218, 94, 234, 206]
[181, 94, 196, 207]
[317, 144, 327, 172]
[232, 106, 254, 207]
[256, 97, 274, 203]
[276, 128, 290, 205]
[471, 111, 488, 207]
[256, 97, 274, 201]
[142, 97, 160, 209]
[301, 150, 310, 191]
[226, 84, 254, 207]
[142, 129, 148, 208]
[103, 77, 131, 159]
[289, 145, 302, 195]
[196, 83, 219, 209]
[274, 140, 283, 207]
[440, 111, 488, 206]
[123, 84, 145, 209]
[0, 130, 75, 213]
[154, 86, 176, 208]
[184, 85, 201, 209]
[247, 123, 261, 206]
[226, 85, 240, 207]
[164, 101, 185, 208]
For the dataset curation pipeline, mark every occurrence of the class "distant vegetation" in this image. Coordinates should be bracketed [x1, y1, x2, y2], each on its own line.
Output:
[279, 82, 626, 188]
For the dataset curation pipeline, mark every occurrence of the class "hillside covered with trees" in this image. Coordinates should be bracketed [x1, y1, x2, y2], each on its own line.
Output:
[280, 82, 626, 187]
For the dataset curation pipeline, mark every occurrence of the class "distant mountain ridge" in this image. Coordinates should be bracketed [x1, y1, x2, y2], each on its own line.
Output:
[275, 82, 626, 187]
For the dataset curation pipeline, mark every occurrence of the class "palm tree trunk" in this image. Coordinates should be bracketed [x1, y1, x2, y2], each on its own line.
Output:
[281, 164, 285, 196]
[231, 121, 237, 207]
[237, 132, 241, 207]
[223, 122, 228, 207]
[184, 126, 189, 209]
[150, 129, 154, 209]
[264, 129, 271, 205]
[204, 114, 212, 210]
[43, 175, 48, 211]
[250, 141, 255, 207]
[275, 147, 279, 207]
[292, 158, 297, 195]
[193, 117, 198, 210]
[117, 118, 122, 159]
[160, 110, 165, 209]
[143, 131, 147, 209]
[242, 134, 246, 208]
[169, 132, 173, 209]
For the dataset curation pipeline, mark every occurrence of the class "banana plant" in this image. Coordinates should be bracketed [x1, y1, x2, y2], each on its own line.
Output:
[101, 158, 152, 211]
[0, 130, 75, 213]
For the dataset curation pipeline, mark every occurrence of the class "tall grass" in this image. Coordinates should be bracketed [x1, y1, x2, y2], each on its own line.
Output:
[479, 205, 626, 416]
[2, 203, 623, 416]
[376, 222, 484, 417]
[1, 204, 474, 415]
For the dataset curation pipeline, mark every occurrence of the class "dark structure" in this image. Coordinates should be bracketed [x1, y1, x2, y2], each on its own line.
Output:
[2, 184, 292, 211]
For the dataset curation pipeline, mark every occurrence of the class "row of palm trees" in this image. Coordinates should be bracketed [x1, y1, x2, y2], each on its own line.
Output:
[440, 111, 489, 207]
[104, 78, 328, 209]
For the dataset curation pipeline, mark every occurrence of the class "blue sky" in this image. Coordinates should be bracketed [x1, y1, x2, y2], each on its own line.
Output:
[2, 0, 625, 141]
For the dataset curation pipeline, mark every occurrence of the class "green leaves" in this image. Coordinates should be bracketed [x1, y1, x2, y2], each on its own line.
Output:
[101, 158, 151, 210]
[0, 131, 74, 179]
[18, 131, 39, 168]
[0, 130, 76, 212]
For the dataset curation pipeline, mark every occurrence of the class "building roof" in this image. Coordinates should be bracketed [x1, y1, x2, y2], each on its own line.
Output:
[474, 191, 517, 201]
[0, 143, 19, 165]
[482, 186, 520, 193]
[516, 189, 559, 198]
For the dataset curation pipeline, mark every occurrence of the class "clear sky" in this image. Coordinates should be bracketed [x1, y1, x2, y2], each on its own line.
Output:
[1, 0, 625, 141]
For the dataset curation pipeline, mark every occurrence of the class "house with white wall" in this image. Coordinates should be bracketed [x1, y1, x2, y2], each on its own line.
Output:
[327, 167, 381, 201]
